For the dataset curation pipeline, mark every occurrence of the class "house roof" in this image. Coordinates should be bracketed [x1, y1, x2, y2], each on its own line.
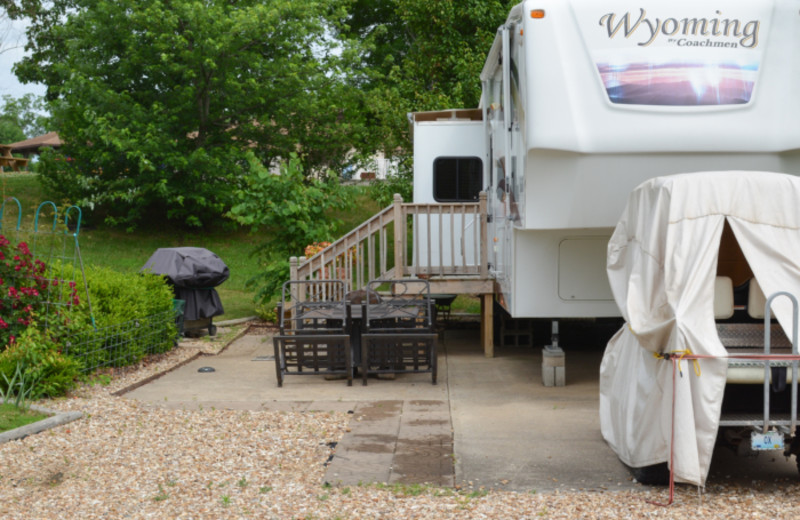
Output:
[6, 132, 63, 154]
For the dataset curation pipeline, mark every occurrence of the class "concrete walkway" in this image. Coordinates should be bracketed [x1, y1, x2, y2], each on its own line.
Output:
[324, 400, 454, 487]
[123, 326, 799, 492]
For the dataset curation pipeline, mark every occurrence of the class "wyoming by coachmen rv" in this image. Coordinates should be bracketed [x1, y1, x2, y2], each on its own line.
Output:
[412, 0, 800, 319]
[285, 0, 800, 484]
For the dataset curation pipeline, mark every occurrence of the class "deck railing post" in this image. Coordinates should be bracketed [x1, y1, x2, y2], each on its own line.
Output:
[393, 193, 405, 277]
[481, 293, 494, 358]
[479, 191, 488, 279]
[290, 256, 298, 282]
[298, 257, 307, 301]
[288, 257, 299, 324]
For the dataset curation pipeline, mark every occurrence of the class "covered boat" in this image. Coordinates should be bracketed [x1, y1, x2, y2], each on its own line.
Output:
[600, 171, 800, 486]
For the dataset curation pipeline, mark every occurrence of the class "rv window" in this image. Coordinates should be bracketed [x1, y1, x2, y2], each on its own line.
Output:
[433, 157, 482, 202]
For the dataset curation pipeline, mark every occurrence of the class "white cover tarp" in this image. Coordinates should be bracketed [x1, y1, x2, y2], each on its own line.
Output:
[600, 171, 800, 486]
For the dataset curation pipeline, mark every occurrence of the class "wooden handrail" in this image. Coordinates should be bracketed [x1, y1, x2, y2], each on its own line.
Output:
[291, 192, 488, 293]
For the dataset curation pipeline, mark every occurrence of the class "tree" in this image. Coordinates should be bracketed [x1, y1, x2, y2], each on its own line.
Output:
[0, 114, 25, 144]
[228, 152, 351, 301]
[343, 0, 513, 126]
[1, 4, 21, 57]
[392, 0, 513, 109]
[10, 0, 370, 228]
[341, 0, 514, 203]
[0, 93, 47, 142]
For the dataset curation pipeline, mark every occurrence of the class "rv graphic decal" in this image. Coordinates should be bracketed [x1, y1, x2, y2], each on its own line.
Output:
[594, 9, 761, 106]
[599, 9, 761, 48]
[596, 61, 757, 106]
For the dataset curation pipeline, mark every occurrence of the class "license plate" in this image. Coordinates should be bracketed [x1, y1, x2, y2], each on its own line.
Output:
[751, 431, 785, 451]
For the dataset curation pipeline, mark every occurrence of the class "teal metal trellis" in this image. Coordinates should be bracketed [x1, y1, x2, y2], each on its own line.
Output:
[0, 197, 95, 332]
[2, 197, 180, 373]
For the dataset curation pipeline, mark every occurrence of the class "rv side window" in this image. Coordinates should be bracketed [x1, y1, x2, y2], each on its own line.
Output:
[433, 157, 482, 202]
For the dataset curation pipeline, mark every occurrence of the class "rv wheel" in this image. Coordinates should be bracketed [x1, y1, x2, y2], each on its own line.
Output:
[628, 463, 670, 486]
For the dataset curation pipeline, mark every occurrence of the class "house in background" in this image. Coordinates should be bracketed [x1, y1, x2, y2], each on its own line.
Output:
[5, 131, 63, 158]
[0, 132, 63, 172]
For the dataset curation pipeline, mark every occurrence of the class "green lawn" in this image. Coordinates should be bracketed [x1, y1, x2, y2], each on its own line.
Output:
[1, 174, 381, 320]
[1, 173, 44, 222]
[79, 226, 263, 319]
[0, 402, 49, 433]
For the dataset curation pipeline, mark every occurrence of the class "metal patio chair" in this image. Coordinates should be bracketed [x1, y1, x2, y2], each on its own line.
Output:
[273, 280, 352, 386]
[360, 278, 437, 386]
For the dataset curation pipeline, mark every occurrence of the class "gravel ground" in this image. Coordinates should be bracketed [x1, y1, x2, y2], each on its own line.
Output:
[2, 333, 800, 519]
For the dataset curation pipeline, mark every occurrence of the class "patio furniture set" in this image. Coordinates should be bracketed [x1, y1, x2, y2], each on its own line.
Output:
[272, 279, 438, 386]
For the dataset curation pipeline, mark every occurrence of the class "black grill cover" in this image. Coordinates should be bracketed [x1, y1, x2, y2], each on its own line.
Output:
[141, 247, 229, 288]
[173, 287, 224, 320]
[141, 247, 229, 320]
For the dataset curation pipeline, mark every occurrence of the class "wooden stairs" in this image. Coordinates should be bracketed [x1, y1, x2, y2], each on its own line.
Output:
[288, 193, 497, 356]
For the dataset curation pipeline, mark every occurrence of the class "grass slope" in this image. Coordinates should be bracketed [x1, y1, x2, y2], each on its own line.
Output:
[1, 175, 380, 320]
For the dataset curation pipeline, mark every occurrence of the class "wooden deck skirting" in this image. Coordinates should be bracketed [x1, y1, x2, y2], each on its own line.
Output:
[289, 192, 495, 356]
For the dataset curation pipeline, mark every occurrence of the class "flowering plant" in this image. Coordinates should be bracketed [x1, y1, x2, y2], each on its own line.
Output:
[0, 234, 80, 349]
[303, 241, 332, 258]
[303, 241, 359, 280]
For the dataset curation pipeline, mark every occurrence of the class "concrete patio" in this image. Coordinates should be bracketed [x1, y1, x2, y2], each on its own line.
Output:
[123, 323, 799, 492]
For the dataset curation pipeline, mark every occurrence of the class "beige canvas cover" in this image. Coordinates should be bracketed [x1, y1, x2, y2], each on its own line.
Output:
[600, 171, 800, 486]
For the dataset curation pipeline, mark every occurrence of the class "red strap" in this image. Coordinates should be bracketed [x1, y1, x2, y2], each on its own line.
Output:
[647, 357, 678, 506]
[648, 351, 799, 507]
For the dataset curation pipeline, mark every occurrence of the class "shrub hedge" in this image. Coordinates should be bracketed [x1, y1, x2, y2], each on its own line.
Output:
[56, 264, 177, 372]
[1, 237, 177, 398]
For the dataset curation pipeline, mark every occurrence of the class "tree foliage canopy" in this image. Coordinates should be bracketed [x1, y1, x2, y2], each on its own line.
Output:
[10, 0, 369, 227]
[343, 1, 513, 142]
[5, 0, 514, 226]
[0, 94, 47, 144]
[343, 0, 514, 204]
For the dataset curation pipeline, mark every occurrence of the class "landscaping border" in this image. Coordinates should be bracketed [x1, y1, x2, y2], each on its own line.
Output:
[0, 400, 83, 445]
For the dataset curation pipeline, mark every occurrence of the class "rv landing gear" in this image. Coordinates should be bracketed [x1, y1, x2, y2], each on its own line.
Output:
[627, 462, 670, 486]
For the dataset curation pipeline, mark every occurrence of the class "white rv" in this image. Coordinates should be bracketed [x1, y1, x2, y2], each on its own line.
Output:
[412, 0, 800, 319]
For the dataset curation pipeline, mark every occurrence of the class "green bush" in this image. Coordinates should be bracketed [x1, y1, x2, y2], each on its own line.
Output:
[228, 152, 352, 302]
[0, 327, 81, 399]
[367, 157, 413, 208]
[254, 300, 279, 323]
[60, 265, 177, 369]
[83, 265, 174, 326]
[0, 246, 177, 398]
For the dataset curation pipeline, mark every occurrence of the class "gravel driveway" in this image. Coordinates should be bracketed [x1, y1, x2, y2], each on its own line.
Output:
[2, 340, 800, 519]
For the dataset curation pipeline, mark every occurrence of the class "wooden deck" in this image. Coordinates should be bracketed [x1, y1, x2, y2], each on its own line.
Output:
[289, 192, 496, 356]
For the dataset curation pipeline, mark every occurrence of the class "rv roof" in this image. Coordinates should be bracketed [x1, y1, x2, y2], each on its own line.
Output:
[409, 109, 482, 123]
